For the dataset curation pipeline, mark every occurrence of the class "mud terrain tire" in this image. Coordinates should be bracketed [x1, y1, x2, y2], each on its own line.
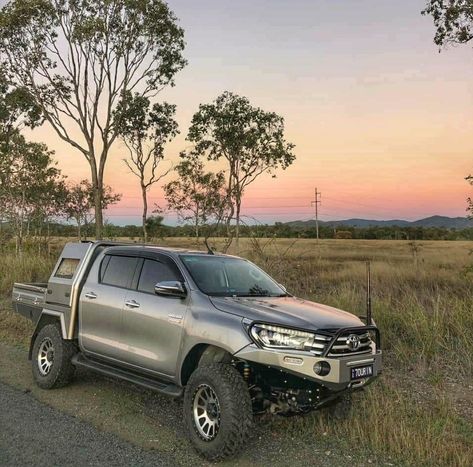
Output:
[32, 323, 77, 389]
[326, 392, 353, 420]
[184, 363, 253, 460]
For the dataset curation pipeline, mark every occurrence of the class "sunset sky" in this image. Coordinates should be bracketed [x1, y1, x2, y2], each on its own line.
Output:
[21, 0, 473, 225]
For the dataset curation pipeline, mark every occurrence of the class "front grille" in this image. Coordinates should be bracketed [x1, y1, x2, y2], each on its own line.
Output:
[310, 334, 332, 356]
[310, 330, 374, 357]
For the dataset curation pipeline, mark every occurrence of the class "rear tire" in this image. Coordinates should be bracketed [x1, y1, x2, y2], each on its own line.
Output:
[183, 363, 253, 461]
[32, 323, 77, 389]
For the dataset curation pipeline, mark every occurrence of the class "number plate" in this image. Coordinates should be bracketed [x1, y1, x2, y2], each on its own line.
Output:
[350, 365, 373, 380]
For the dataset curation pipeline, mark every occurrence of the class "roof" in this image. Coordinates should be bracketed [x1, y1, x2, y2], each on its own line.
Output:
[97, 242, 236, 258]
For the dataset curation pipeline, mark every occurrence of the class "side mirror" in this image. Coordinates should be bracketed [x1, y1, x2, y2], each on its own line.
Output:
[155, 281, 187, 298]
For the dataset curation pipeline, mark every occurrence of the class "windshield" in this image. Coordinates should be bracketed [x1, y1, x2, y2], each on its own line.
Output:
[180, 255, 286, 297]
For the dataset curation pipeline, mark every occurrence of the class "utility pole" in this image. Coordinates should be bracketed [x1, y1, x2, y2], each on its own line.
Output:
[311, 187, 321, 241]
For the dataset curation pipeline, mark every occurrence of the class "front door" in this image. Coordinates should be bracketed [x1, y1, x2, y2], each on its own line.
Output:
[121, 257, 188, 377]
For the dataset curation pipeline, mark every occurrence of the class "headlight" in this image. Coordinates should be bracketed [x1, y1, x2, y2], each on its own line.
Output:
[250, 324, 315, 351]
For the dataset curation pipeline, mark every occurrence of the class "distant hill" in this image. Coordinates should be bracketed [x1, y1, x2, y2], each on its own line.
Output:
[285, 216, 473, 229]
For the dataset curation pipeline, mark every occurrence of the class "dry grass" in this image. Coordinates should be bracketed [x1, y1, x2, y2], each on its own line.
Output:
[0, 237, 472, 466]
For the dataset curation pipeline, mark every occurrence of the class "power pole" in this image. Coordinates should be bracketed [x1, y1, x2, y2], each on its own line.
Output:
[311, 187, 321, 241]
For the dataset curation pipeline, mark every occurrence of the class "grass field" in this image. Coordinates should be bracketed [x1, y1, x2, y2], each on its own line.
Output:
[1, 237, 472, 466]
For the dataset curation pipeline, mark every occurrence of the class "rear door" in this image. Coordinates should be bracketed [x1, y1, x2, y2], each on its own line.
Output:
[121, 256, 189, 377]
[79, 254, 139, 361]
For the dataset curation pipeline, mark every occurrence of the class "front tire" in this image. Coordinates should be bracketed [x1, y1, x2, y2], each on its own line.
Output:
[32, 323, 77, 389]
[326, 392, 353, 420]
[183, 363, 253, 461]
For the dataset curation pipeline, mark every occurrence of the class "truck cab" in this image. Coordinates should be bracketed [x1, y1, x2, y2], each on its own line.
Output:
[13, 241, 382, 460]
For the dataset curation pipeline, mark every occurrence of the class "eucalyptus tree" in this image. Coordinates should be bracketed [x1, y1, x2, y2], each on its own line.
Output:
[114, 91, 178, 242]
[0, 132, 66, 253]
[0, 0, 186, 238]
[423, 1, 473, 47]
[163, 153, 228, 239]
[187, 92, 295, 247]
[0, 68, 42, 146]
[65, 179, 121, 240]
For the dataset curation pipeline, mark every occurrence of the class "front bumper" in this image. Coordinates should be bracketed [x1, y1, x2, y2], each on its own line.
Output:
[234, 344, 382, 391]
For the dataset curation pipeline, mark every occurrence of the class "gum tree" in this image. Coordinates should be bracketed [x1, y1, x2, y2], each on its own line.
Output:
[187, 92, 295, 248]
[423, 1, 473, 47]
[65, 179, 121, 240]
[0, 132, 66, 253]
[163, 153, 228, 239]
[0, 68, 42, 147]
[0, 0, 186, 238]
[114, 91, 177, 242]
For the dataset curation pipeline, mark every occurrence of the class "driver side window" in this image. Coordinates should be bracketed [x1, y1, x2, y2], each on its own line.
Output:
[137, 259, 181, 294]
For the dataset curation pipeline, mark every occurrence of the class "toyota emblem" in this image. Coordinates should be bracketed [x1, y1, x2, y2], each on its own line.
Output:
[346, 334, 360, 351]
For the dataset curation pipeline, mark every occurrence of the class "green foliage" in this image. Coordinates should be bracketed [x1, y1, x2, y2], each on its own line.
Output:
[64, 179, 121, 240]
[163, 153, 228, 238]
[145, 215, 164, 239]
[187, 91, 295, 239]
[423, 0, 473, 46]
[465, 174, 473, 217]
[114, 92, 179, 154]
[0, 132, 66, 251]
[114, 90, 178, 240]
[0, 68, 42, 145]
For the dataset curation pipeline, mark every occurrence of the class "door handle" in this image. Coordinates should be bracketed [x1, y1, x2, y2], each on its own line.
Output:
[85, 292, 97, 299]
[125, 300, 140, 309]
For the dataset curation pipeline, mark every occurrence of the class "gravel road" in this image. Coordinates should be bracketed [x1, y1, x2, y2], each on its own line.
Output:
[0, 381, 173, 467]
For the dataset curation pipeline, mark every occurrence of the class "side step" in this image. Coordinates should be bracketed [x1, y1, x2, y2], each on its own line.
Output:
[72, 353, 183, 398]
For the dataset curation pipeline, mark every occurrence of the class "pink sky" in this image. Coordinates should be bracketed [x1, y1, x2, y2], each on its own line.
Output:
[22, 0, 473, 225]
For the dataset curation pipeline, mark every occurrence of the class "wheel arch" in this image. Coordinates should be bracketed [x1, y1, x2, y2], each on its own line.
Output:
[28, 311, 67, 360]
[180, 343, 233, 386]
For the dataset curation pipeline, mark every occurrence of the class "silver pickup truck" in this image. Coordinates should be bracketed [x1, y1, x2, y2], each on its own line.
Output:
[12, 241, 382, 460]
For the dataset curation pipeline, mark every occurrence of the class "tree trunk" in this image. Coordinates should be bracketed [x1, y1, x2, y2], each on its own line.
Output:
[16, 217, 23, 256]
[91, 166, 103, 240]
[195, 206, 200, 239]
[94, 186, 103, 240]
[47, 222, 51, 255]
[141, 182, 148, 243]
[235, 198, 241, 251]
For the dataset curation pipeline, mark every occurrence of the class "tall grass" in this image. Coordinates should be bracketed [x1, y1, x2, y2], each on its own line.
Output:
[280, 380, 473, 466]
[241, 238, 473, 465]
[0, 250, 55, 346]
[0, 252, 56, 297]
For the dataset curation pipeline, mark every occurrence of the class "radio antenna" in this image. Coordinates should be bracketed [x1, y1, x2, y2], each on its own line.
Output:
[366, 261, 372, 325]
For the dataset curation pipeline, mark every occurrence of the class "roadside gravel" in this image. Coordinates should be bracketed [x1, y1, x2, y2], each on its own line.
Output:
[0, 381, 173, 467]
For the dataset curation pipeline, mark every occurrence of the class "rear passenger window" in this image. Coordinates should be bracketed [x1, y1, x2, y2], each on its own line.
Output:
[101, 255, 137, 289]
[138, 259, 181, 294]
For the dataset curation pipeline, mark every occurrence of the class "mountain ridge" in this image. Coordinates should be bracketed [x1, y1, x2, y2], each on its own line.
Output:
[285, 215, 473, 229]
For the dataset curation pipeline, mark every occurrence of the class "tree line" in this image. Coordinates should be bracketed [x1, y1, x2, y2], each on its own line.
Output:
[7, 219, 472, 243]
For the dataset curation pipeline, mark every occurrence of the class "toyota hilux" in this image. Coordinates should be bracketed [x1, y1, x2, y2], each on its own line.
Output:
[12, 241, 382, 460]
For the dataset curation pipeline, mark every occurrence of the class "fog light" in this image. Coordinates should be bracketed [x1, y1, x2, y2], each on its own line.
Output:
[313, 361, 330, 376]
